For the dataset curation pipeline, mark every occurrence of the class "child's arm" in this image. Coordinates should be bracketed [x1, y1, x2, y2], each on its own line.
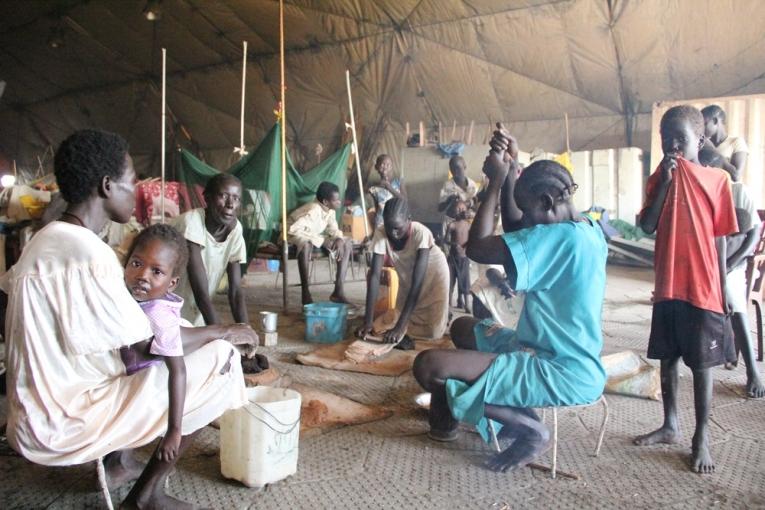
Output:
[466, 139, 516, 281]
[727, 227, 758, 271]
[639, 156, 675, 234]
[356, 252, 383, 338]
[226, 260, 248, 324]
[157, 355, 186, 462]
[383, 248, 429, 344]
[186, 241, 219, 325]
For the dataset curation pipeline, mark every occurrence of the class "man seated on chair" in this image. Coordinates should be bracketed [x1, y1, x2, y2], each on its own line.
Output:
[288, 181, 351, 305]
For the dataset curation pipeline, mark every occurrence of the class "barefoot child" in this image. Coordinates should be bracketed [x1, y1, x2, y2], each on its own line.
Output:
[120, 224, 193, 463]
[287, 181, 351, 305]
[413, 124, 607, 473]
[698, 148, 765, 397]
[634, 106, 738, 473]
[446, 200, 472, 312]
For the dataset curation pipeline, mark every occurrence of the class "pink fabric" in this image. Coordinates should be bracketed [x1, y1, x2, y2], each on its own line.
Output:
[135, 181, 182, 226]
[140, 293, 184, 357]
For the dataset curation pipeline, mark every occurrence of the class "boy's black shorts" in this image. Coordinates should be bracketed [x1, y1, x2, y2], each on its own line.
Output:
[647, 300, 735, 370]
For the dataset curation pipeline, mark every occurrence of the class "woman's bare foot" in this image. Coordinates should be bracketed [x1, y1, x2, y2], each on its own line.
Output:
[691, 431, 715, 474]
[633, 425, 681, 446]
[329, 292, 350, 304]
[746, 375, 765, 398]
[485, 431, 551, 473]
[104, 451, 146, 490]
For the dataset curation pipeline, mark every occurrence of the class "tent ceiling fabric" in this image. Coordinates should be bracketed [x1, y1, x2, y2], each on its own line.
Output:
[2, 0, 765, 176]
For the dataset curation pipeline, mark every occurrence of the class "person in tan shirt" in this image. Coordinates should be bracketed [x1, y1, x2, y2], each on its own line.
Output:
[288, 181, 351, 305]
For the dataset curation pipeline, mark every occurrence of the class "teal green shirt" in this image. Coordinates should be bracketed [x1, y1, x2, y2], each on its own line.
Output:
[446, 219, 608, 441]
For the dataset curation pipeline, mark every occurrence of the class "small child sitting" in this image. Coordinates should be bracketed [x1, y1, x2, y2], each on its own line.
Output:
[446, 200, 472, 312]
[120, 224, 191, 462]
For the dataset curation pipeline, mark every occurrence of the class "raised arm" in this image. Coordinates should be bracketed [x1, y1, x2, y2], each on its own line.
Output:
[639, 156, 675, 234]
[466, 131, 514, 268]
[186, 241, 219, 325]
[226, 260, 248, 324]
[383, 248, 429, 343]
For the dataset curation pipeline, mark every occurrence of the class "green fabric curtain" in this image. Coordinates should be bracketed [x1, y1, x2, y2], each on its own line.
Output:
[177, 121, 351, 259]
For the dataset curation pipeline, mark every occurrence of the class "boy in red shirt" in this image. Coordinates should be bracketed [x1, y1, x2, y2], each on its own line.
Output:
[634, 105, 738, 474]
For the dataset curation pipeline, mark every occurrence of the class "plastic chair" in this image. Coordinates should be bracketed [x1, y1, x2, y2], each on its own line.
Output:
[487, 395, 609, 479]
[744, 209, 765, 361]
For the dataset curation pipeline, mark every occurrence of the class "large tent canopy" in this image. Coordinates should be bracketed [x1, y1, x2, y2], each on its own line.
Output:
[2, 0, 765, 178]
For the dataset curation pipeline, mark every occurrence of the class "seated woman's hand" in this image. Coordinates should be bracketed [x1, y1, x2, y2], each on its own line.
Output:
[223, 323, 259, 346]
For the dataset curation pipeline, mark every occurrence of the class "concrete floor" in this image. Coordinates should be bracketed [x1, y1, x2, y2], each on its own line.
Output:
[2, 261, 765, 509]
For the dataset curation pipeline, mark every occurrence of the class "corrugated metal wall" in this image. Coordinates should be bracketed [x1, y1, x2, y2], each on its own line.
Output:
[651, 93, 765, 207]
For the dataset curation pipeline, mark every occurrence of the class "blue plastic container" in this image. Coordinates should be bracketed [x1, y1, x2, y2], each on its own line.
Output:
[303, 302, 348, 343]
[266, 259, 280, 272]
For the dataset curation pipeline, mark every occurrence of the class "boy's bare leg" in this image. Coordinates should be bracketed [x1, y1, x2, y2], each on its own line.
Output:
[121, 431, 201, 510]
[634, 357, 682, 445]
[297, 243, 313, 305]
[731, 312, 765, 398]
[484, 404, 551, 473]
[330, 239, 351, 304]
[691, 368, 714, 473]
[104, 449, 145, 490]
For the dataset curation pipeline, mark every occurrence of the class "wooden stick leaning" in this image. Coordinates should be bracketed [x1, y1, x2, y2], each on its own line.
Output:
[161, 48, 166, 223]
[344, 69, 369, 238]
[279, 0, 289, 310]
[235, 41, 249, 157]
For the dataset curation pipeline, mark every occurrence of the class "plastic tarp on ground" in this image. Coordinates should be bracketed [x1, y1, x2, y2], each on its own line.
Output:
[178, 121, 350, 258]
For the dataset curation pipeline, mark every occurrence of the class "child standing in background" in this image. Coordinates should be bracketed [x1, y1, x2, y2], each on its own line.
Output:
[446, 199, 472, 312]
[698, 147, 765, 397]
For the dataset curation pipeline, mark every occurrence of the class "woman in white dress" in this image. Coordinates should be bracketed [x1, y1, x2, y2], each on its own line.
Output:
[1, 129, 254, 509]
[356, 198, 449, 346]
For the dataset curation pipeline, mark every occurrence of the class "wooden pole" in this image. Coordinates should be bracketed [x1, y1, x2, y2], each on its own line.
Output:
[345, 69, 369, 238]
[235, 41, 249, 158]
[467, 120, 474, 145]
[451, 120, 456, 140]
[279, 0, 289, 311]
[419, 121, 424, 147]
[161, 48, 166, 223]
[564, 113, 571, 153]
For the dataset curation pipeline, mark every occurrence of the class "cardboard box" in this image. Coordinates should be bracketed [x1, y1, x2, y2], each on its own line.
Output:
[342, 212, 369, 241]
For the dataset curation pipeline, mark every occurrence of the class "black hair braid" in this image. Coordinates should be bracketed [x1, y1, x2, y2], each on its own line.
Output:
[518, 160, 578, 204]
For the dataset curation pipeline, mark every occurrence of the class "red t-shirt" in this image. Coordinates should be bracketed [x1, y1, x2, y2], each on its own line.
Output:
[642, 158, 738, 313]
